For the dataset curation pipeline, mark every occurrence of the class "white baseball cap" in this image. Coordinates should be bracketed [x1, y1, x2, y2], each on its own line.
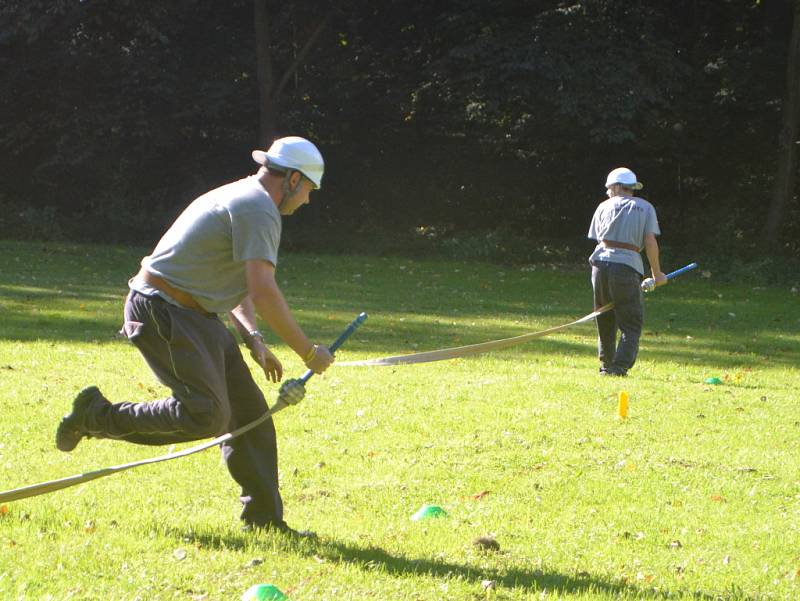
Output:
[252, 136, 325, 189]
[605, 167, 643, 190]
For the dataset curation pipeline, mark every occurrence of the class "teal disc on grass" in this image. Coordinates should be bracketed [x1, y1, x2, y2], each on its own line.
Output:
[704, 377, 723, 385]
[241, 584, 288, 601]
[411, 504, 448, 521]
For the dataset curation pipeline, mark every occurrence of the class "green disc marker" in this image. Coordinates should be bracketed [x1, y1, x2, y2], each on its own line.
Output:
[704, 377, 723, 385]
[241, 584, 288, 601]
[411, 504, 448, 521]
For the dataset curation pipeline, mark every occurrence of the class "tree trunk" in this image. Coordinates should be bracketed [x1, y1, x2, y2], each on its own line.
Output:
[764, 0, 800, 248]
[253, 2, 332, 147]
[272, 12, 332, 101]
[254, 0, 275, 146]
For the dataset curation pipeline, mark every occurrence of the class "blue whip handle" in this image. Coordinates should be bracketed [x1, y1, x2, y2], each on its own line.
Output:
[300, 312, 368, 383]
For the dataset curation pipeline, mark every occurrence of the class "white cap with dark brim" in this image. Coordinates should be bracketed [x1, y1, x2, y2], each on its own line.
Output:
[250, 136, 325, 189]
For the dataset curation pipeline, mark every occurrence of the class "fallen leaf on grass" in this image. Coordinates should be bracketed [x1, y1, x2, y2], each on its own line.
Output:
[0, 505, 8, 516]
[471, 490, 490, 500]
[711, 495, 726, 503]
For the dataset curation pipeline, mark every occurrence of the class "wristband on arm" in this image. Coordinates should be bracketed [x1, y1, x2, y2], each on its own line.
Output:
[304, 344, 318, 363]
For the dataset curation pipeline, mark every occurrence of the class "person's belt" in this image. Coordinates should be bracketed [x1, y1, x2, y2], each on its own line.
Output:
[601, 239, 640, 252]
[135, 268, 213, 316]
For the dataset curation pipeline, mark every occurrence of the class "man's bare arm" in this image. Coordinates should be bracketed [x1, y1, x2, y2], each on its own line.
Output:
[644, 232, 666, 282]
[245, 260, 314, 357]
[229, 289, 283, 382]
[229, 296, 258, 340]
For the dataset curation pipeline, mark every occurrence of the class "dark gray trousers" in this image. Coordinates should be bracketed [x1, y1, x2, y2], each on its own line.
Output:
[591, 261, 644, 372]
[91, 291, 283, 526]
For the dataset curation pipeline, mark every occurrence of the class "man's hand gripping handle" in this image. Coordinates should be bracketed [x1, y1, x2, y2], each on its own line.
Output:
[278, 312, 368, 405]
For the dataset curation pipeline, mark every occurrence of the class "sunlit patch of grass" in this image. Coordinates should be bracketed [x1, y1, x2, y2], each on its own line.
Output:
[0, 240, 798, 600]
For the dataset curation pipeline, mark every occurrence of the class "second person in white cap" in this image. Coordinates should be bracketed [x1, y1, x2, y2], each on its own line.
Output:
[587, 167, 666, 376]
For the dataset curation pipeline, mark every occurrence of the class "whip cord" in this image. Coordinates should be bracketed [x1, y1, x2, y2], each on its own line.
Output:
[336, 303, 614, 367]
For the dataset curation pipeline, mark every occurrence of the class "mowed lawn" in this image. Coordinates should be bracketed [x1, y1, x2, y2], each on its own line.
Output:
[0, 240, 798, 601]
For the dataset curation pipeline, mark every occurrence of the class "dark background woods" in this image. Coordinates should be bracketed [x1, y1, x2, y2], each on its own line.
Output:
[1, 1, 798, 272]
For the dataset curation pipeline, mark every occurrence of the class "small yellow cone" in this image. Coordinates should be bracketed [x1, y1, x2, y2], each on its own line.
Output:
[618, 391, 630, 419]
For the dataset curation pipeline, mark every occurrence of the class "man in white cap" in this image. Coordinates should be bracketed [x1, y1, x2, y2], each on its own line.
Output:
[56, 136, 333, 534]
[587, 167, 666, 376]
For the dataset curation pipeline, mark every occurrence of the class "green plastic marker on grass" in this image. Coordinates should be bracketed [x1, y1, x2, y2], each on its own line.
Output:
[241, 584, 288, 601]
[704, 377, 723, 385]
[411, 504, 448, 521]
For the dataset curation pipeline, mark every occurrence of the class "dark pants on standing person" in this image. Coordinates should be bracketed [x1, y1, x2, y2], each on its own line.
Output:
[591, 261, 644, 374]
[87, 290, 283, 527]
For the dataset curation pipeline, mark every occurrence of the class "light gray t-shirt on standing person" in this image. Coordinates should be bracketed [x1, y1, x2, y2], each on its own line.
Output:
[131, 175, 282, 313]
[587, 195, 660, 276]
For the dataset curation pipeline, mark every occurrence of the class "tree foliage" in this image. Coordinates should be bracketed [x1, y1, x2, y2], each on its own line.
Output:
[0, 0, 796, 258]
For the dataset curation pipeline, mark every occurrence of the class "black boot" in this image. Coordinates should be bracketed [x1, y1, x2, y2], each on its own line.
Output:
[55, 386, 110, 452]
[241, 520, 317, 538]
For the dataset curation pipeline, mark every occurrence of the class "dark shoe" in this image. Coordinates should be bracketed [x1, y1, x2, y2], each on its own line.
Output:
[55, 386, 109, 452]
[242, 520, 317, 539]
[599, 366, 627, 377]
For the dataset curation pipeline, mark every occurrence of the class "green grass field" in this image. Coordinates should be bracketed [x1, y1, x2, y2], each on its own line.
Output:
[0, 240, 798, 601]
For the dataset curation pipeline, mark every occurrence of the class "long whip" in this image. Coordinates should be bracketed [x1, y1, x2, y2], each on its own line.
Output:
[337, 263, 697, 367]
[0, 312, 368, 504]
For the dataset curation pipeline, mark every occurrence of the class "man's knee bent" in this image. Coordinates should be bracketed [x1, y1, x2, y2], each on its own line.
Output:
[187, 407, 228, 437]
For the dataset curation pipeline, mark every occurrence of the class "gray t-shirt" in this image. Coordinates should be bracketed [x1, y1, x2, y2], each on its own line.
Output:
[587, 195, 660, 275]
[132, 175, 281, 313]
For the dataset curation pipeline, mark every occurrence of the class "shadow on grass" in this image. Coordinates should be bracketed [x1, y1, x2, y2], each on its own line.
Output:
[176, 528, 750, 600]
[1, 242, 797, 371]
[1, 297, 796, 372]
